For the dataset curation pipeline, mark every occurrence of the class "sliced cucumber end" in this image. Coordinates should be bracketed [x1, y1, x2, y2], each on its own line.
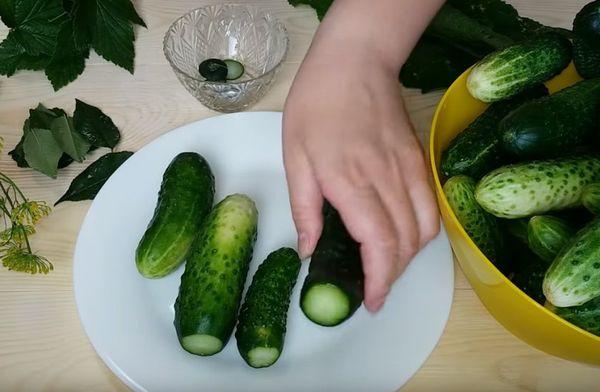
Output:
[224, 59, 245, 80]
[181, 334, 223, 356]
[246, 347, 280, 368]
[301, 283, 350, 326]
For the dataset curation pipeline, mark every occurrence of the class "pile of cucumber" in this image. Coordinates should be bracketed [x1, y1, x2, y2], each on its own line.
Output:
[134, 153, 365, 368]
[442, 1, 600, 337]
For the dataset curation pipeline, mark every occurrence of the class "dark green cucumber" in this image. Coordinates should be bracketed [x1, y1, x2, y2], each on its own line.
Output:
[136, 153, 215, 278]
[475, 156, 600, 218]
[573, 0, 600, 43]
[174, 194, 258, 356]
[547, 296, 600, 336]
[502, 218, 530, 245]
[511, 241, 550, 304]
[467, 33, 572, 102]
[574, 38, 600, 79]
[441, 85, 548, 179]
[543, 219, 600, 307]
[300, 204, 363, 327]
[582, 183, 600, 214]
[527, 215, 575, 262]
[443, 175, 506, 267]
[500, 78, 600, 159]
[236, 247, 301, 368]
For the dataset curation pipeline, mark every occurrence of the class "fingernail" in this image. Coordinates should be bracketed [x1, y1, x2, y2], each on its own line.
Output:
[367, 294, 387, 313]
[298, 232, 311, 259]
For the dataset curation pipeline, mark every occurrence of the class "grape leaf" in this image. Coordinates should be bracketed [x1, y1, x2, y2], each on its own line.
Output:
[0, 0, 15, 27]
[55, 151, 133, 204]
[73, 99, 121, 149]
[10, 0, 66, 56]
[23, 128, 63, 178]
[45, 21, 90, 90]
[50, 114, 90, 162]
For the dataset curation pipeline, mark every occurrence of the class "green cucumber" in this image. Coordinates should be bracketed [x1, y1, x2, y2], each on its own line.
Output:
[511, 241, 549, 304]
[224, 59, 245, 80]
[574, 38, 600, 79]
[199, 59, 228, 81]
[547, 296, 600, 336]
[467, 33, 572, 102]
[527, 215, 575, 262]
[235, 247, 301, 368]
[543, 219, 600, 307]
[300, 204, 364, 327]
[444, 175, 505, 267]
[500, 78, 600, 159]
[475, 156, 600, 219]
[502, 218, 530, 245]
[582, 183, 600, 215]
[441, 85, 548, 179]
[574, 0, 600, 42]
[136, 153, 215, 278]
[174, 194, 258, 356]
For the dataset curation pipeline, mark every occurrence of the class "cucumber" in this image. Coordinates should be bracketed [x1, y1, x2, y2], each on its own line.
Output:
[511, 241, 549, 304]
[136, 152, 215, 278]
[573, 1, 600, 43]
[224, 59, 245, 80]
[467, 33, 572, 102]
[543, 219, 600, 307]
[582, 183, 600, 214]
[500, 78, 600, 159]
[527, 215, 575, 262]
[441, 85, 548, 179]
[475, 156, 600, 219]
[502, 218, 529, 245]
[199, 58, 228, 82]
[235, 247, 301, 368]
[300, 204, 364, 327]
[546, 296, 600, 336]
[443, 176, 505, 266]
[174, 194, 258, 356]
[574, 38, 600, 79]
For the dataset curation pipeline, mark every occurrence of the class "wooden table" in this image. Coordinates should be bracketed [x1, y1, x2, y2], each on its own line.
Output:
[0, 0, 598, 390]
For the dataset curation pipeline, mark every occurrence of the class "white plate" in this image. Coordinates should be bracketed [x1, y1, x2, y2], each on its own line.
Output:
[73, 112, 454, 392]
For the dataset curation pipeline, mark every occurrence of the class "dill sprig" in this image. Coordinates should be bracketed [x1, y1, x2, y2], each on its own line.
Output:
[0, 137, 52, 274]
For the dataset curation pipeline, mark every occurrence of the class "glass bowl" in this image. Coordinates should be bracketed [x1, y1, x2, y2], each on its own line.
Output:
[163, 4, 289, 113]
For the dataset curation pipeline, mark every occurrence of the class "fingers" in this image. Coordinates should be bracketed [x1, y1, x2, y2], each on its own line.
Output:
[323, 180, 398, 313]
[283, 143, 324, 259]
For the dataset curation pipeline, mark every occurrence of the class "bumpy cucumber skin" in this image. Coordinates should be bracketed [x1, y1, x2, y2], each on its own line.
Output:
[573, 38, 600, 79]
[500, 79, 600, 159]
[547, 296, 600, 336]
[582, 183, 600, 215]
[236, 247, 301, 368]
[441, 86, 548, 179]
[543, 219, 600, 307]
[444, 175, 505, 266]
[174, 194, 258, 355]
[475, 157, 600, 219]
[467, 33, 572, 102]
[527, 215, 574, 262]
[136, 152, 215, 278]
[300, 204, 364, 327]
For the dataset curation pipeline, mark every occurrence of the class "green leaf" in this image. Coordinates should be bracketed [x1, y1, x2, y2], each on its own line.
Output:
[23, 128, 63, 178]
[103, 0, 146, 27]
[71, 0, 93, 49]
[0, 33, 24, 76]
[55, 151, 133, 204]
[45, 21, 90, 90]
[11, 0, 66, 56]
[0, 0, 15, 27]
[73, 99, 121, 149]
[50, 114, 90, 162]
[288, 0, 332, 20]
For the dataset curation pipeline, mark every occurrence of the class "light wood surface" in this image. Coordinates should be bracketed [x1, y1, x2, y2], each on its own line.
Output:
[0, 1, 598, 391]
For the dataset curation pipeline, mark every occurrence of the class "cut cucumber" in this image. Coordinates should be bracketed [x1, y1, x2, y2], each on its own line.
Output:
[181, 335, 223, 355]
[199, 58, 228, 81]
[301, 283, 351, 326]
[224, 59, 245, 80]
[247, 347, 280, 368]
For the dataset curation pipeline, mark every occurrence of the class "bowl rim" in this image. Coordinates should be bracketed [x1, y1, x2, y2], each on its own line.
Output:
[162, 3, 290, 86]
[429, 67, 600, 343]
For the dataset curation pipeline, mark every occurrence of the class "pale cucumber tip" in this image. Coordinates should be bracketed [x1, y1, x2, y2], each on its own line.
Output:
[301, 283, 350, 327]
[181, 334, 223, 356]
[466, 66, 495, 103]
[246, 347, 280, 368]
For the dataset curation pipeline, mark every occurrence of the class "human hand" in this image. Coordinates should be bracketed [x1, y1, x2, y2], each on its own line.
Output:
[283, 36, 440, 312]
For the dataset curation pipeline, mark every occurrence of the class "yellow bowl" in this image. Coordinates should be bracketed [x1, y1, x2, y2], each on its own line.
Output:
[430, 64, 600, 365]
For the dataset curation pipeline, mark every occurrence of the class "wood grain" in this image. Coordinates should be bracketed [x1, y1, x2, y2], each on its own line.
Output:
[0, 0, 598, 391]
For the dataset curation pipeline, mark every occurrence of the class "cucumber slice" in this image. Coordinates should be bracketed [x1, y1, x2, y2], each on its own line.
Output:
[199, 59, 228, 81]
[181, 335, 223, 356]
[247, 347, 280, 368]
[224, 59, 245, 80]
